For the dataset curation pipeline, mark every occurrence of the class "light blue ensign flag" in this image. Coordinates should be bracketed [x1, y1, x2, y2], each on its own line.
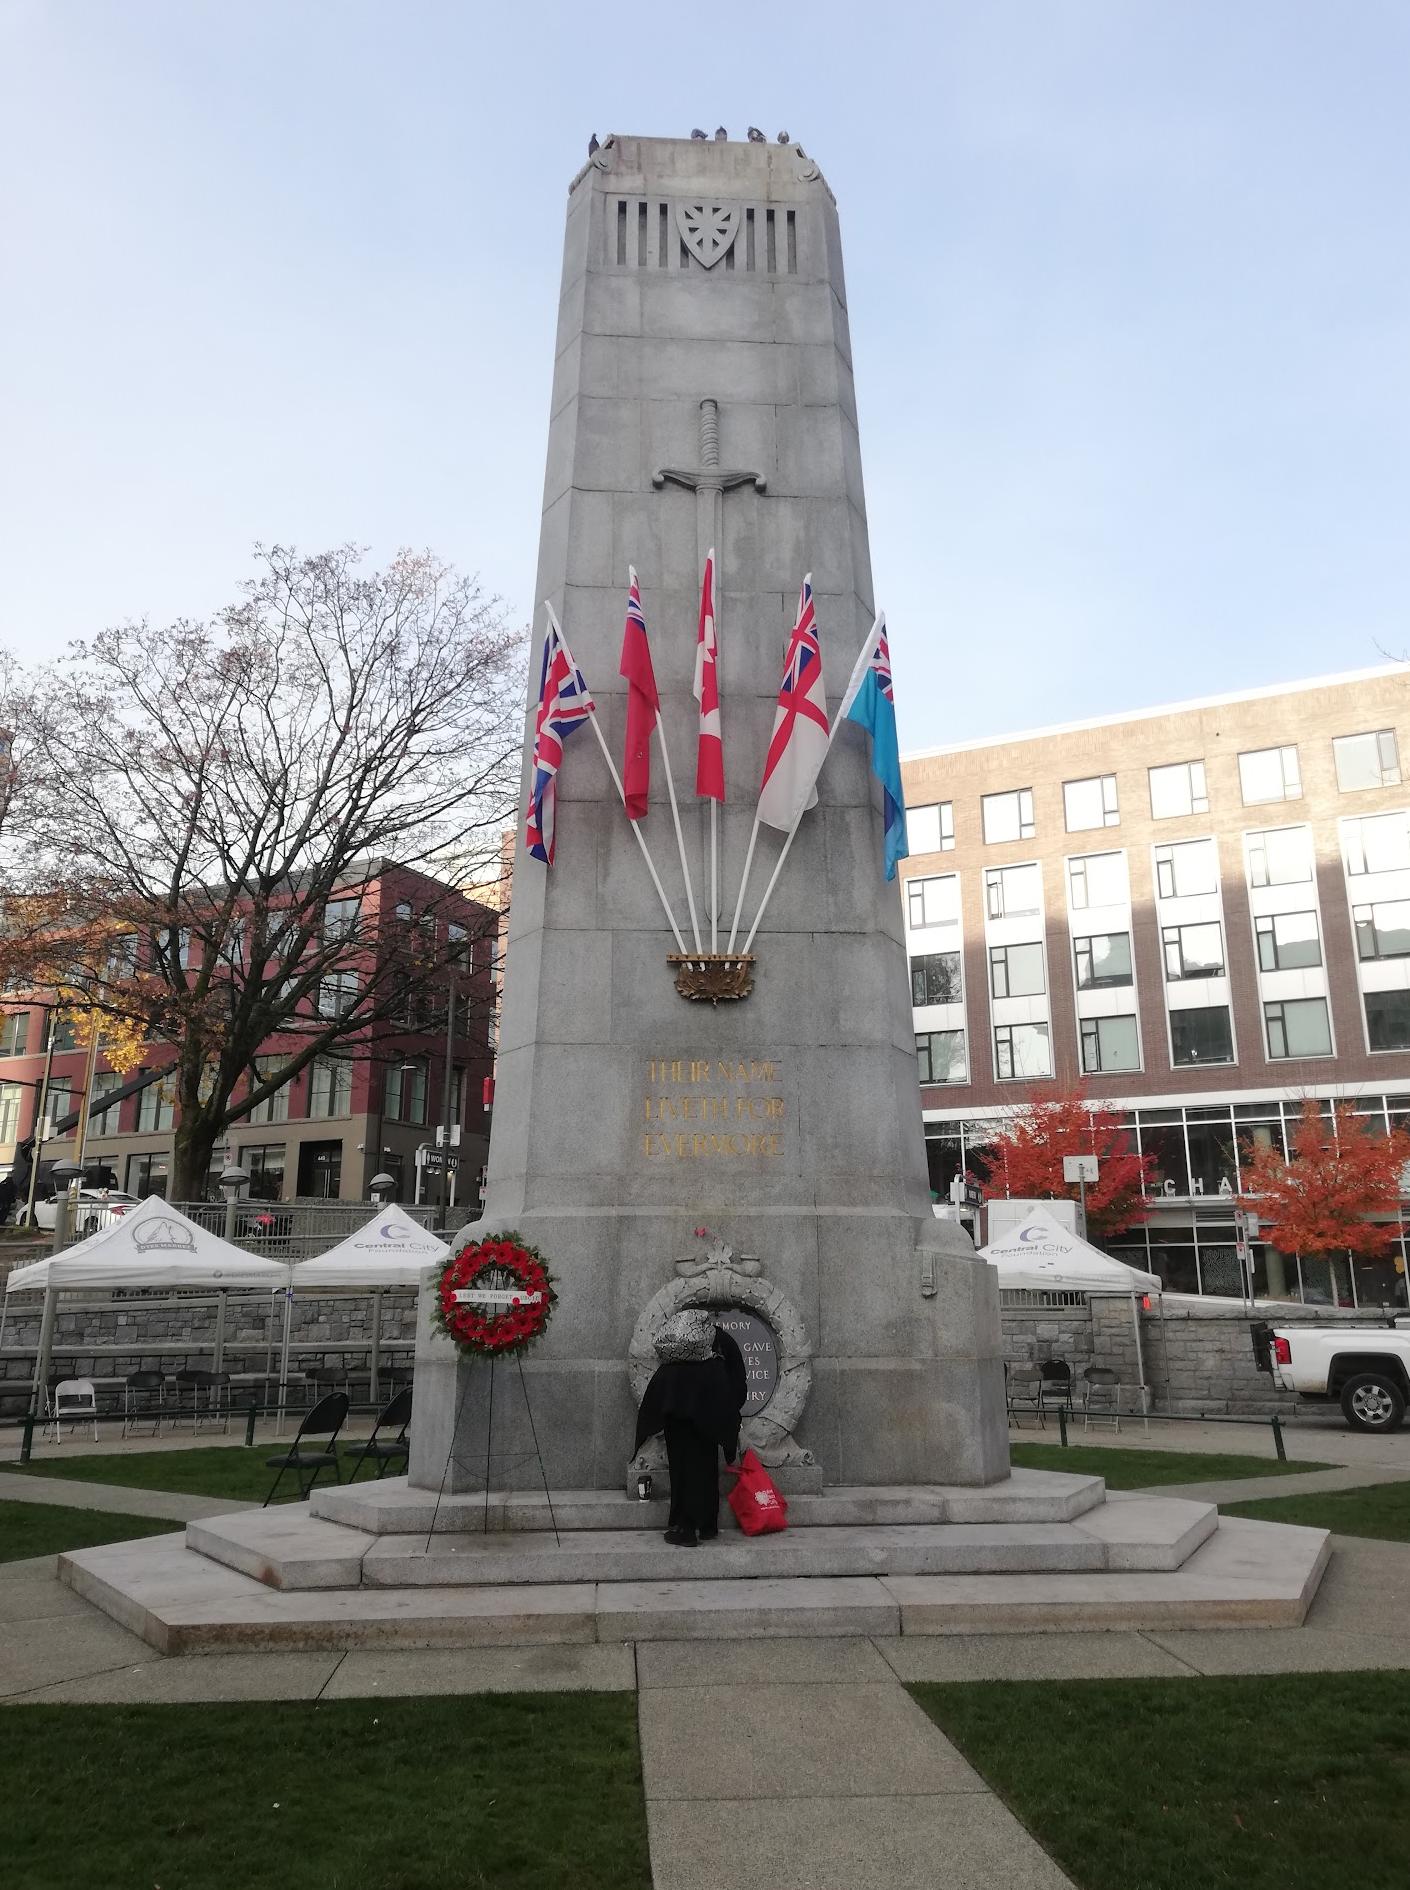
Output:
[835, 614, 909, 880]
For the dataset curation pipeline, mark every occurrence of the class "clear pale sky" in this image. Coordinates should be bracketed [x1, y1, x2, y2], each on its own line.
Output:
[2, 1, 1406, 745]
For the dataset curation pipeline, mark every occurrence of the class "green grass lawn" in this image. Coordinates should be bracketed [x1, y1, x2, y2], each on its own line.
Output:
[1223, 1480, 1410, 1542]
[1009, 1441, 1333, 1488]
[914, 1671, 1410, 1890]
[1, 1444, 371, 1504]
[1, 1693, 651, 1890]
[0, 1499, 179, 1564]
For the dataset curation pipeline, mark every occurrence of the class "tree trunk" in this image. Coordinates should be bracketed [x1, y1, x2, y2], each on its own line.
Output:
[170, 1106, 221, 1204]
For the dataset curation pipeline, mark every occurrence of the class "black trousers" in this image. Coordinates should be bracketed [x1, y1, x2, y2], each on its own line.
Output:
[664, 1419, 720, 1535]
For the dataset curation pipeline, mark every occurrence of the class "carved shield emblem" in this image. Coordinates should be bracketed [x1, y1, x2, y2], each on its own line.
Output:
[675, 201, 741, 269]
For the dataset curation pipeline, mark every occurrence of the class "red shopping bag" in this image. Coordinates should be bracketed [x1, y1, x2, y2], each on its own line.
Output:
[727, 1448, 788, 1536]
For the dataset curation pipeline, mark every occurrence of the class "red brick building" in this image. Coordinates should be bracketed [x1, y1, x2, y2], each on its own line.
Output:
[0, 861, 495, 1209]
[902, 664, 1410, 1308]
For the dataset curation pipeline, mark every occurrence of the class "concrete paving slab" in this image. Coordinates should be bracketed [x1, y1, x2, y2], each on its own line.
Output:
[0, 1609, 159, 1696]
[187, 1508, 374, 1588]
[596, 1576, 899, 1642]
[647, 1792, 1073, 1890]
[0, 1572, 97, 1622]
[0, 1472, 256, 1521]
[1303, 1533, 1410, 1630]
[1148, 1626, 1410, 1674]
[639, 1681, 984, 1800]
[637, 1636, 895, 1687]
[1070, 1492, 1217, 1568]
[878, 1629, 1194, 1682]
[325, 1644, 637, 1697]
[11, 1651, 342, 1704]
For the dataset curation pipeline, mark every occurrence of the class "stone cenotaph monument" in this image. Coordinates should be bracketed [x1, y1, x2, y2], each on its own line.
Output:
[410, 133, 1008, 1494]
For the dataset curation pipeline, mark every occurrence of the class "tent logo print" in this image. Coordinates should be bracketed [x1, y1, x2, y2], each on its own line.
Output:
[131, 1216, 197, 1254]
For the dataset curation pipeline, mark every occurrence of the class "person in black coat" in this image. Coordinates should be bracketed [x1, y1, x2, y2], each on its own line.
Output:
[634, 1312, 747, 1546]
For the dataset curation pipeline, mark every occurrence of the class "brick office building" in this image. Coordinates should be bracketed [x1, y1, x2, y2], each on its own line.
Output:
[901, 663, 1410, 1309]
[0, 862, 495, 1210]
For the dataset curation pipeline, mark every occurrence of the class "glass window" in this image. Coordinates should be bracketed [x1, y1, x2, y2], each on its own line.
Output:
[1334, 730, 1401, 793]
[1149, 760, 1208, 819]
[448, 922, 470, 966]
[907, 803, 954, 853]
[981, 788, 1035, 844]
[45, 1014, 77, 1053]
[1239, 745, 1302, 806]
[1063, 774, 1119, 832]
[1140, 1118, 1191, 1197]
[1354, 900, 1410, 961]
[136, 1075, 174, 1133]
[1162, 921, 1224, 980]
[0, 1012, 28, 1057]
[0, 1081, 21, 1144]
[297, 1140, 343, 1200]
[38, 1076, 71, 1135]
[240, 1144, 287, 1202]
[125, 1153, 169, 1200]
[318, 969, 359, 1019]
[394, 900, 414, 922]
[910, 952, 962, 1006]
[1186, 1106, 1238, 1196]
[385, 1058, 427, 1124]
[1256, 910, 1323, 971]
[308, 1058, 353, 1119]
[906, 874, 960, 929]
[1154, 838, 1219, 899]
[1170, 1006, 1234, 1066]
[1074, 932, 1133, 988]
[323, 897, 360, 941]
[985, 863, 1042, 919]
[1068, 851, 1128, 910]
[1248, 826, 1312, 887]
[1366, 990, 1410, 1052]
[1344, 812, 1410, 876]
[1265, 997, 1333, 1059]
[246, 1058, 290, 1126]
[89, 1070, 124, 1136]
[1080, 1014, 1139, 1073]
[994, 1022, 1051, 1080]
[916, 1031, 966, 1084]
[989, 941, 1046, 999]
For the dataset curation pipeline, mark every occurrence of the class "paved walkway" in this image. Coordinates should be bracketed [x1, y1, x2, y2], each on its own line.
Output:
[0, 1472, 257, 1521]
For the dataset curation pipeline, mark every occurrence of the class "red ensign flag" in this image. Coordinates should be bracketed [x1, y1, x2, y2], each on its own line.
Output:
[693, 548, 725, 800]
[618, 568, 660, 821]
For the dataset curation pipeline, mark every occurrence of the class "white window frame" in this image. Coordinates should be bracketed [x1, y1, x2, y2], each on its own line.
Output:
[1062, 774, 1119, 833]
[1148, 760, 1208, 819]
[1238, 744, 1302, 807]
[1334, 729, 1401, 794]
[981, 788, 1035, 845]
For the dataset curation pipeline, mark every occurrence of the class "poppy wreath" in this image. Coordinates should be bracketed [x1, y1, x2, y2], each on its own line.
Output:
[432, 1233, 557, 1357]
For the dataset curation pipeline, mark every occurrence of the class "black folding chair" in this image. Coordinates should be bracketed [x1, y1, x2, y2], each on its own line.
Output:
[263, 1392, 349, 1505]
[123, 1369, 166, 1439]
[343, 1385, 413, 1482]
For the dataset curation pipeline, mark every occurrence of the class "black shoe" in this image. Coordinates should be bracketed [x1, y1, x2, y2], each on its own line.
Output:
[665, 1526, 699, 1547]
[699, 1526, 718, 1541]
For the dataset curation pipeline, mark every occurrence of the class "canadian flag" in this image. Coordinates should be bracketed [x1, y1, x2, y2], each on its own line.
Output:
[692, 548, 725, 802]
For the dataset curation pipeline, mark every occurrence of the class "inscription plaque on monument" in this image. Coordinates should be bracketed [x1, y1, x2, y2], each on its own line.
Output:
[713, 1307, 779, 1415]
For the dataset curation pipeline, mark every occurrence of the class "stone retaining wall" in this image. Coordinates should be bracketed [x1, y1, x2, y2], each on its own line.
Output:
[1003, 1296, 1393, 1417]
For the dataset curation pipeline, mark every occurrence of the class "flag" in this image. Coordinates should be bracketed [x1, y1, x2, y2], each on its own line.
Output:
[693, 548, 724, 801]
[836, 614, 909, 880]
[756, 575, 829, 832]
[618, 567, 659, 821]
[525, 610, 594, 865]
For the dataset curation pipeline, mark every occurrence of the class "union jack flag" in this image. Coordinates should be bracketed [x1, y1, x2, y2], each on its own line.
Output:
[757, 576, 829, 832]
[525, 612, 595, 865]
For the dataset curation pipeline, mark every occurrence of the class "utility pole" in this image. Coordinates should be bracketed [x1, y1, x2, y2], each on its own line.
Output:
[22, 1004, 59, 1230]
[438, 969, 457, 1221]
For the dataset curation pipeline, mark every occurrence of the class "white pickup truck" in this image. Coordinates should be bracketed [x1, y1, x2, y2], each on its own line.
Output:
[1253, 1320, 1410, 1432]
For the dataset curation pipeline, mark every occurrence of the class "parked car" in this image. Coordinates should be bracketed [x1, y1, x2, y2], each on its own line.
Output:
[19, 1189, 140, 1236]
[1253, 1319, 1410, 1432]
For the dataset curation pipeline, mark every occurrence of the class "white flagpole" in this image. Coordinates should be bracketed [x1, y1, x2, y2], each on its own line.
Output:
[727, 811, 762, 954]
[654, 708, 703, 953]
[544, 602, 689, 955]
[710, 800, 718, 954]
[741, 615, 882, 955]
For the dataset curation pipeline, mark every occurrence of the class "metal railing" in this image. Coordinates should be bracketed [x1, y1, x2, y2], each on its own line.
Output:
[171, 1199, 443, 1261]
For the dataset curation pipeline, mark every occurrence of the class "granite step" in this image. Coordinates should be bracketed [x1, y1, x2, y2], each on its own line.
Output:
[58, 1515, 1330, 1653]
[309, 1469, 1108, 1536]
[185, 1493, 1216, 1591]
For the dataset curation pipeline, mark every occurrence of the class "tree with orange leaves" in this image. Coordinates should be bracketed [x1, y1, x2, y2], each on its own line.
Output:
[979, 1084, 1155, 1240]
[1239, 1100, 1410, 1259]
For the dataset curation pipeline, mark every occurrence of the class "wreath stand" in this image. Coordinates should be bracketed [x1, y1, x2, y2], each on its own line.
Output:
[423, 1273, 561, 1550]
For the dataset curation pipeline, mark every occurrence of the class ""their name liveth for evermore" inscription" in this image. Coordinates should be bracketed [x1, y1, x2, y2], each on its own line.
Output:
[641, 1058, 785, 1160]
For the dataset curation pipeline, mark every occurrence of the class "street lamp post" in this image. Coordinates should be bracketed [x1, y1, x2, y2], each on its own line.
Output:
[21, 1004, 60, 1232]
[50, 1158, 84, 1255]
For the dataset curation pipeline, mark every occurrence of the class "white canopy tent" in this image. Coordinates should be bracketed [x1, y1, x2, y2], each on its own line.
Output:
[978, 1205, 1159, 1406]
[292, 1203, 448, 1402]
[4, 1195, 290, 1405]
